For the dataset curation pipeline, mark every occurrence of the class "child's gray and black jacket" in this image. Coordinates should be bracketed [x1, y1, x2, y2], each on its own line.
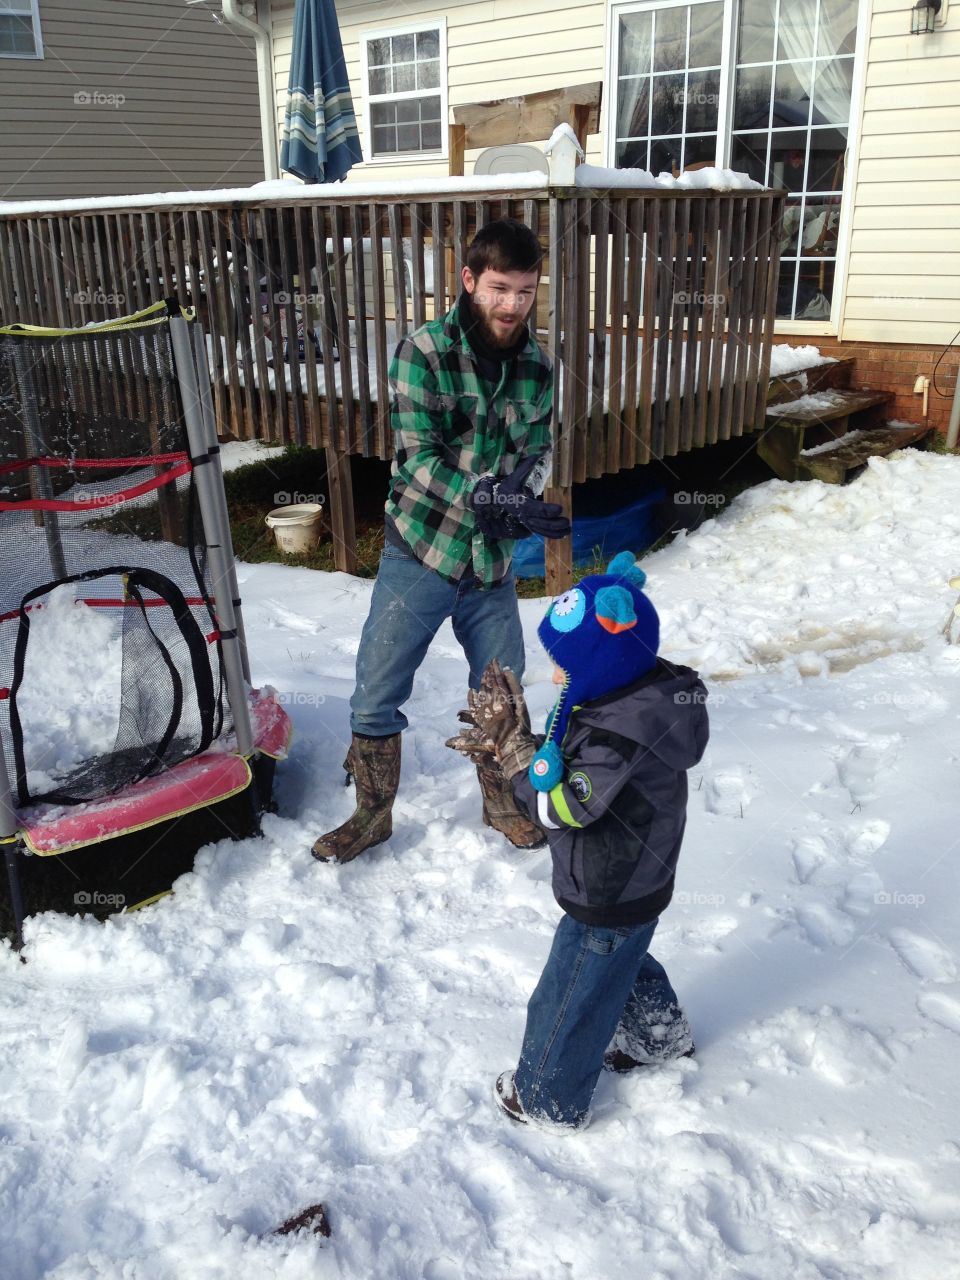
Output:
[512, 659, 709, 927]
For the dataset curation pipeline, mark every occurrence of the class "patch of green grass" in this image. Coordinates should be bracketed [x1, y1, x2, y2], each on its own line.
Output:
[515, 546, 624, 598]
[928, 433, 958, 457]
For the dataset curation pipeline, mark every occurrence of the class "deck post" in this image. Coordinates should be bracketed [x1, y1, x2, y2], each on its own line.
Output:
[543, 484, 573, 595]
[324, 446, 358, 574]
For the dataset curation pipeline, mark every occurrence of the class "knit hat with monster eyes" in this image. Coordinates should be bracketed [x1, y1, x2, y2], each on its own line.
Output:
[529, 550, 660, 792]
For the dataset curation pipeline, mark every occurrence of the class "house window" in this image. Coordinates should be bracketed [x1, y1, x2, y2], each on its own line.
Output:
[611, 0, 858, 323]
[361, 23, 446, 158]
[0, 0, 42, 58]
[615, 1, 725, 175]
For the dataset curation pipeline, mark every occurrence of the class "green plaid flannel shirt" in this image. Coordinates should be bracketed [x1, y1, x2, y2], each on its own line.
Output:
[386, 299, 554, 587]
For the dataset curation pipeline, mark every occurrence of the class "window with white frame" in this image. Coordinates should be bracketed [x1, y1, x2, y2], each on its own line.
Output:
[361, 23, 446, 158]
[0, 0, 42, 57]
[611, 0, 858, 322]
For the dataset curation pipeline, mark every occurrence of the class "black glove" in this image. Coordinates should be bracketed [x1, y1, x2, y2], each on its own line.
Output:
[470, 452, 572, 541]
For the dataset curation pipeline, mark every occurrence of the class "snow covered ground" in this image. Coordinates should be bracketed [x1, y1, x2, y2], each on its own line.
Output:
[3, 449, 960, 1279]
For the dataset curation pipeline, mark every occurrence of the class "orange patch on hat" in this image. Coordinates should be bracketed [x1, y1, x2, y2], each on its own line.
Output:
[597, 614, 637, 634]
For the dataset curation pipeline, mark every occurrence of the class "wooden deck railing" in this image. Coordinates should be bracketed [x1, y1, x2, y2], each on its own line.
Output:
[0, 184, 783, 584]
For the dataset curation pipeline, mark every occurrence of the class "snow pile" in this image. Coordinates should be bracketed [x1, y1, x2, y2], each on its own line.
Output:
[575, 164, 765, 192]
[15, 587, 123, 793]
[2, 451, 960, 1278]
[801, 429, 865, 457]
[768, 344, 836, 378]
[767, 390, 857, 419]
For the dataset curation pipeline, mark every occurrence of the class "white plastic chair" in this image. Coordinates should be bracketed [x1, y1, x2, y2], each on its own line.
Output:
[473, 144, 549, 176]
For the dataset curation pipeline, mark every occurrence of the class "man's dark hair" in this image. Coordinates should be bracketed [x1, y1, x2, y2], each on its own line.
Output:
[465, 218, 543, 277]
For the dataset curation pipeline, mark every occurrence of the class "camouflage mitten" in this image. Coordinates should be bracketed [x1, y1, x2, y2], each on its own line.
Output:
[446, 687, 498, 761]
[477, 661, 537, 780]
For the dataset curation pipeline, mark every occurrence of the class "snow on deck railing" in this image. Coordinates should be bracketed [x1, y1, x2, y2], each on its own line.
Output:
[0, 167, 769, 220]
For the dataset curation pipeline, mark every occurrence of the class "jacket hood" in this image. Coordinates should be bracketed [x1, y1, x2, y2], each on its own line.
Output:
[574, 659, 709, 771]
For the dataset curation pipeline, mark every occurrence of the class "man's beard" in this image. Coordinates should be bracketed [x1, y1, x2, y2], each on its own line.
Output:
[470, 301, 525, 350]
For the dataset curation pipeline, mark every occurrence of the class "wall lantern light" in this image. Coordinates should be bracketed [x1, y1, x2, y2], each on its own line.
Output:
[911, 0, 942, 33]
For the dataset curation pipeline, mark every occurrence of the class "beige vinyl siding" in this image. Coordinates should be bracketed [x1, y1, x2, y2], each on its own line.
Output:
[840, 0, 960, 345]
[0, 0, 263, 202]
[270, 0, 607, 181]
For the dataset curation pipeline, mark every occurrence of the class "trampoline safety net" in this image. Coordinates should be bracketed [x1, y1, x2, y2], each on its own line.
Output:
[0, 303, 233, 808]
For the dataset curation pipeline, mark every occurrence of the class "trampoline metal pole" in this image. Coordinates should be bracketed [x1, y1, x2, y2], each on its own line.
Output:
[0, 738, 25, 949]
[168, 314, 254, 758]
[190, 324, 251, 683]
[14, 346, 67, 581]
[0, 737, 17, 842]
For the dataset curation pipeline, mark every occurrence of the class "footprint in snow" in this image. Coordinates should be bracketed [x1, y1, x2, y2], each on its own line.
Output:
[677, 913, 739, 952]
[703, 766, 759, 817]
[789, 820, 886, 887]
[888, 929, 958, 983]
[742, 1005, 894, 1087]
[791, 833, 832, 885]
[845, 818, 891, 859]
[917, 991, 960, 1035]
[839, 870, 886, 919]
[792, 902, 858, 949]
[830, 734, 901, 804]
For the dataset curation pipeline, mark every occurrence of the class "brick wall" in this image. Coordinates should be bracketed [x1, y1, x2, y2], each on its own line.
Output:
[778, 339, 960, 436]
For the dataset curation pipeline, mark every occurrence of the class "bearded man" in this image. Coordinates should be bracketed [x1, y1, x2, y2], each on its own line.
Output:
[313, 218, 570, 864]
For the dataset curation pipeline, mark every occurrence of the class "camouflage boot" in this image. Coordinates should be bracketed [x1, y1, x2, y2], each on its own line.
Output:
[312, 732, 401, 864]
[476, 757, 547, 851]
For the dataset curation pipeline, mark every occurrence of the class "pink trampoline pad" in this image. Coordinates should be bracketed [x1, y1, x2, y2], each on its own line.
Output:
[20, 752, 251, 855]
[18, 688, 292, 856]
[250, 687, 293, 760]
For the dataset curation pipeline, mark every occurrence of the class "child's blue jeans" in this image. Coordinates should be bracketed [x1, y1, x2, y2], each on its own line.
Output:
[350, 542, 526, 738]
[513, 913, 686, 1128]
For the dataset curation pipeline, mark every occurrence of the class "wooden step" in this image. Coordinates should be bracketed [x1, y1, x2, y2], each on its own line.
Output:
[759, 386, 899, 482]
[800, 424, 935, 484]
[766, 356, 854, 406]
[765, 387, 891, 426]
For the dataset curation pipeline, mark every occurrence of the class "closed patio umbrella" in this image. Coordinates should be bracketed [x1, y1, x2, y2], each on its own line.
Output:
[280, 0, 363, 184]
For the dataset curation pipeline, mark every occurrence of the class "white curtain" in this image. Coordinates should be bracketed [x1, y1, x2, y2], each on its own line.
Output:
[777, 0, 851, 126]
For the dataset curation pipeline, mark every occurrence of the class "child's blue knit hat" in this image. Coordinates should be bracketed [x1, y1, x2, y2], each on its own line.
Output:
[529, 551, 660, 791]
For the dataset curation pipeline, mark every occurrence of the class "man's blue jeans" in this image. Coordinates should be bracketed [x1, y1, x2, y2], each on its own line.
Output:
[350, 542, 526, 737]
[513, 914, 686, 1128]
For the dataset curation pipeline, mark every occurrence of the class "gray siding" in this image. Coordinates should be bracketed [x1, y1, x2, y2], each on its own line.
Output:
[0, 0, 264, 201]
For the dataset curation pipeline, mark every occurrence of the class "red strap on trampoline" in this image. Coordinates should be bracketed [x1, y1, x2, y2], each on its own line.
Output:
[0, 458, 192, 512]
[77, 596, 209, 610]
[0, 595, 209, 626]
[0, 453, 189, 476]
[0, 688, 8, 700]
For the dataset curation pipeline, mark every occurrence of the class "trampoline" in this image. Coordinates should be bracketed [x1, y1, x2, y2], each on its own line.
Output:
[0, 301, 291, 946]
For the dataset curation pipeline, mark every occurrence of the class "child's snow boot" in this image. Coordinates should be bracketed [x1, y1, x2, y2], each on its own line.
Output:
[312, 732, 401, 864]
[603, 1004, 695, 1071]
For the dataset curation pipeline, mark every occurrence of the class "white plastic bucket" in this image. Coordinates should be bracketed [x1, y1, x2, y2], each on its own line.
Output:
[264, 501, 325, 554]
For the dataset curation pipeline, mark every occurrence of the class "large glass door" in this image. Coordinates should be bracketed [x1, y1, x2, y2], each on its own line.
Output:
[611, 0, 859, 322]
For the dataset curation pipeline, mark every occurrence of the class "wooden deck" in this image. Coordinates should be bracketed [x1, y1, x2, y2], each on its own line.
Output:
[0, 183, 784, 589]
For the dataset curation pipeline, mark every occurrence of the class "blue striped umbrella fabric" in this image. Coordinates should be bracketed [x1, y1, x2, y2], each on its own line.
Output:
[280, 0, 363, 184]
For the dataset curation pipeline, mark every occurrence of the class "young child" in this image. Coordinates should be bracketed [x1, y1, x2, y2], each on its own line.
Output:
[449, 551, 709, 1131]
